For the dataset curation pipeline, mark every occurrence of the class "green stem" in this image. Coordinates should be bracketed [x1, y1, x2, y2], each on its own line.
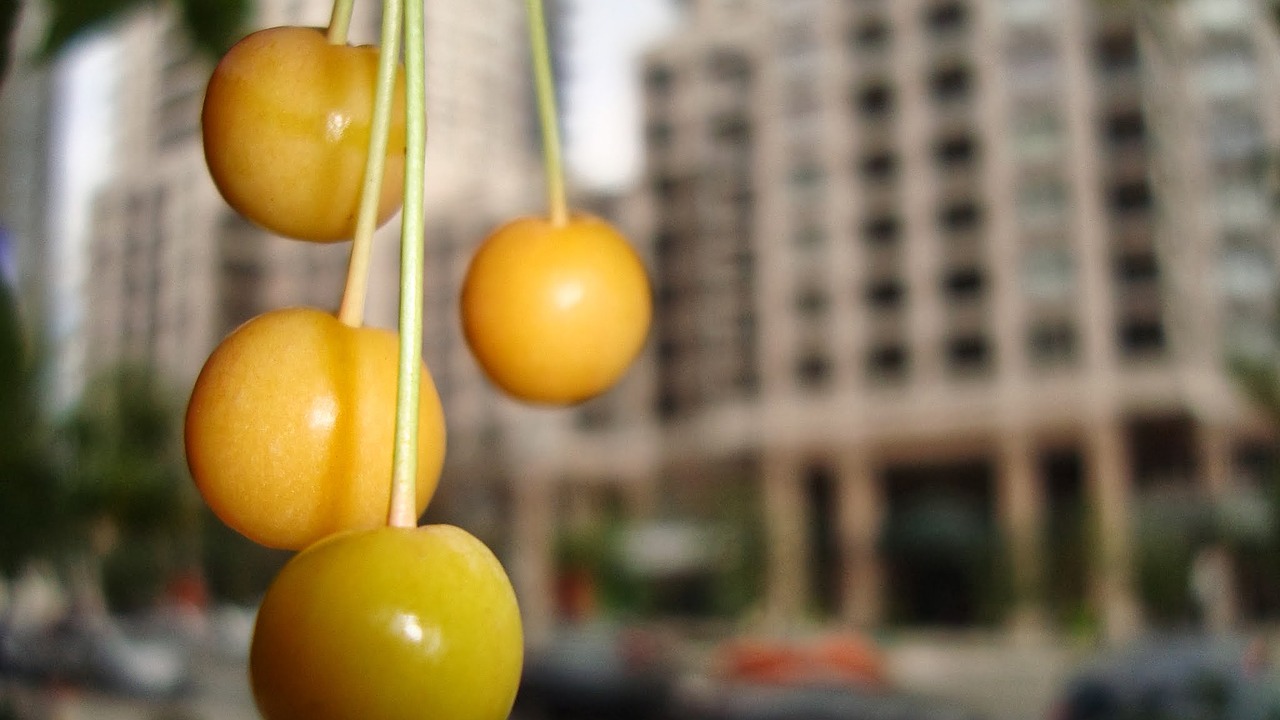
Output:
[526, 0, 569, 227]
[337, 0, 402, 327]
[326, 0, 355, 45]
[387, 0, 427, 529]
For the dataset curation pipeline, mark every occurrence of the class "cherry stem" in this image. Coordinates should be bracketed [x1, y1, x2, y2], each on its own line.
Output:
[336, 0, 402, 328]
[326, 0, 355, 45]
[526, 0, 569, 227]
[387, 0, 427, 529]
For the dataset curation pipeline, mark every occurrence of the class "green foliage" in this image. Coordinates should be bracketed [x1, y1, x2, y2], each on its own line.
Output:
[175, 0, 252, 58]
[41, 0, 251, 58]
[0, 281, 64, 574]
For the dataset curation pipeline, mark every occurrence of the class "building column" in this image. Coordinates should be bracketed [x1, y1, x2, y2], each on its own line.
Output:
[511, 470, 556, 646]
[836, 450, 884, 628]
[1086, 419, 1141, 642]
[998, 433, 1047, 636]
[762, 450, 809, 627]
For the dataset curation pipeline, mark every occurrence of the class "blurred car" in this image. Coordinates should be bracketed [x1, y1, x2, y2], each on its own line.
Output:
[513, 623, 679, 720]
[670, 679, 982, 720]
[0, 612, 193, 699]
[1052, 634, 1280, 720]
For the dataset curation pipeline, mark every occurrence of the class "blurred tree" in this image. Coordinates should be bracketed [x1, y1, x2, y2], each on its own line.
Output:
[0, 0, 251, 88]
[0, 271, 63, 575]
[58, 363, 202, 612]
[39, 0, 251, 58]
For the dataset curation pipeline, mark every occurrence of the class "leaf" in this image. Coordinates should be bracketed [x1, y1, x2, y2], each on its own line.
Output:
[40, 0, 251, 61]
[176, 0, 250, 57]
[40, 0, 151, 59]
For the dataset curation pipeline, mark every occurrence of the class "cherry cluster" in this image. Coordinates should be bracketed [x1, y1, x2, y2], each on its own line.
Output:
[183, 3, 652, 718]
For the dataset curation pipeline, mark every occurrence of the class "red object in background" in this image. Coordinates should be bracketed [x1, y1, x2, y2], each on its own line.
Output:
[164, 568, 209, 612]
[555, 567, 597, 621]
[808, 633, 888, 686]
[716, 633, 887, 688]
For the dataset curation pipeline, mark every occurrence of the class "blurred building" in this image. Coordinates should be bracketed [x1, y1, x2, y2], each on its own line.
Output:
[507, 0, 1280, 642]
[68, 0, 1280, 644]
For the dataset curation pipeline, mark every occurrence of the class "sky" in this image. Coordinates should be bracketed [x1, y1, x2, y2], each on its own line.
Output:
[562, 0, 679, 190]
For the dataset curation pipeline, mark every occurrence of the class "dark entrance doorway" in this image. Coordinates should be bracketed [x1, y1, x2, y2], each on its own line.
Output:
[880, 459, 1001, 627]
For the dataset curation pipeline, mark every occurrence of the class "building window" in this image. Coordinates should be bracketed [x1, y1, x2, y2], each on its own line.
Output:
[863, 214, 902, 244]
[1184, 0, 1250, 32]
[795, 225, 826, 250]
[791, 164, 825, 190]
[796, 286, 830, 316]
[924, 1, 969, 35]
[867, 278, 906, 308]
[796, 352, 833, 388]
[646, 120, 674, 149]
[944, 267, 985, 299]
[860, 151, 898, 182]
[1199, 44, 1257, 98]
[867, 344, 909, 382]
[939, 200, 982, 233]
[1208, 109, 1264, 163]
[1022, 246, 1074, 300]
[653, 174, 680, 203]
[1004, 0, 1054, 26]
[645, 64, 675, 96]
[1104, 111, 1144, 147]
[934, 134, 977, 168]
[1118, 319, 1165, 356]
[656, 390, 680, 421]
[1028, 322, 1077, 365]
[1216, 183, 1268, 230]
[1018, 180, 1068, 228]
[1109, 180, 1152, 215]
[850, 18, 891, 53]
[712, 113, 751, 144]
[1095, 29, 1138, 72]
[1115, 252, 1159, 284]
[1220, 239, 1275, 300]
[930, 65, 972, 104]
[946, 334, 991, 373]
[856, 81, 895, 118]
[1013, 111, 1063, 161]
[708, 49, 751, 84]
[1007, 44, 1059, 97]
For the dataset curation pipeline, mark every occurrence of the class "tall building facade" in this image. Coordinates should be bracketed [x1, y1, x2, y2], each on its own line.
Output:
[508, 0, 1280, 641]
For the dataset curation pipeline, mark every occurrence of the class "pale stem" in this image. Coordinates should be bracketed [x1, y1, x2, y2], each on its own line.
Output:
[327, 0, 355, 45]
[387, 0, 427, 529]
[526, 0, 568, 227]
[336, 0, 403, 327]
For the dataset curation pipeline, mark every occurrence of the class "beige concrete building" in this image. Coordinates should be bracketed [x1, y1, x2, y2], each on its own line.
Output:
[74, 0, 1280, 644]
[506, 0, 1280, 643]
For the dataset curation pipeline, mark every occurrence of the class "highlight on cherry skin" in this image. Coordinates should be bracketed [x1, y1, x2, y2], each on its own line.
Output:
[460, 213, 653, 405]
[183, 307, 446, 550]
[250, 524, 524, 720]
[201, 25, 407, 242]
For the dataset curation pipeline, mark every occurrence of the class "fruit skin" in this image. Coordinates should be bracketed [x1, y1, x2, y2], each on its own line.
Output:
[250, 525, 524, 720]
[460, 214, 652, 405]
[184, 307, 445, 550]
[201, 26, 406, 242]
